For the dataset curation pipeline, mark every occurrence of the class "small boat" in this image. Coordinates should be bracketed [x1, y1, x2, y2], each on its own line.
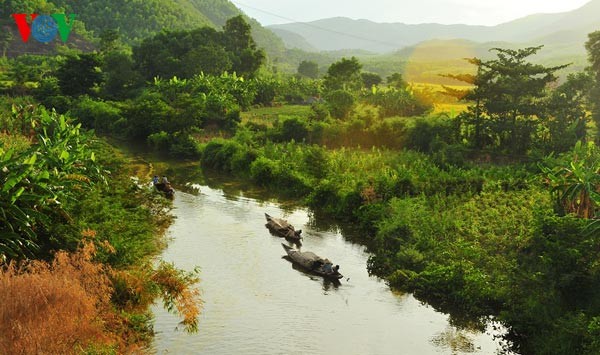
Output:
[154, 182, 174, 199]
[282, 244, 343, 280]
[265, 213, 302, 242]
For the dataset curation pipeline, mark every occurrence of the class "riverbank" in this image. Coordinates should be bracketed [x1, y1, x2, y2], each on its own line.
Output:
[0, 106, 201, 352]
[150, 184, 507, 354]
[192, 133, 600, 354]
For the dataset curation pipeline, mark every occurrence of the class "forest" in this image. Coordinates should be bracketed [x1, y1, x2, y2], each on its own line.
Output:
[2, 0, 600, 353]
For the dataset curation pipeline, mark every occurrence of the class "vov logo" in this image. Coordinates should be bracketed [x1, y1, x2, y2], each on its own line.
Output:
[12, 14, 76, 43]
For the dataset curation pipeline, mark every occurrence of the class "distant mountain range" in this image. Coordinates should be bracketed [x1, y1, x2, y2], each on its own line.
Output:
[268, 0, 600, 56]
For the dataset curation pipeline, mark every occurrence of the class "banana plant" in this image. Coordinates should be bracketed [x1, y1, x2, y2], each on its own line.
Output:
[542, 141, 600, 219]
[0, 105, 105, 261]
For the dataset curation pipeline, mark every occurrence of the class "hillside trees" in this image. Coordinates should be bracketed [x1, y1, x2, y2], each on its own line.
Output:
[222, 16, 265, 77]
[323, 56, 362, 91]
[361, 72, 382, 88]
[585, 31, 600, 141]
[543, 72, 592, 152]
[297, 60, 319, 79]
[56, 54, 103, 96]
[133, 16, 264, 80]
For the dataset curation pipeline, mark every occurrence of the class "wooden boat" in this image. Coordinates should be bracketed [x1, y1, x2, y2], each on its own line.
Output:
[154, 182, 174, 199]
[265, 213, 302, 242]
[282, 244, 343, 280]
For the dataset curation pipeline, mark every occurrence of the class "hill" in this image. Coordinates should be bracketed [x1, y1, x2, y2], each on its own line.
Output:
[268, 0, 600, 56]
[1, 0, 285, 58]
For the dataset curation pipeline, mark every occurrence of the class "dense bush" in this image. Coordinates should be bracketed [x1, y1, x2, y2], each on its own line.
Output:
[365, 87, 432, 118]
[325, 89, 355, 119]
[70, 97, 124, 133]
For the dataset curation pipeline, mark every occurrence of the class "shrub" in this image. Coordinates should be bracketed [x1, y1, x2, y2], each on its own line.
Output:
[406, 116, 458, 152]
[250, 156, 278, 184]
[147, 131, 171, 151]
[71, 97, 123, 133]
[0, 243, 116, 354]
[278, 117, 309, 142]
[325, 90, 355, 119]
[308, 102, 330, 122]
[366, 88, 432, 118]
[169, 132, 201, 158]
[201, 140, 244, 171]
[252, 78, 278, 106]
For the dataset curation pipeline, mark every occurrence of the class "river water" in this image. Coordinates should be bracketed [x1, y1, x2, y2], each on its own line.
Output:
[149, 179, 506, 355]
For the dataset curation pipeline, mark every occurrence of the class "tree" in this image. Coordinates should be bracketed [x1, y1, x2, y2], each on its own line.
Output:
[456, 47, 568, 154]
[222, 16, 265, 78]
[543, 72, 592, 152]
[297, 60, 319, 79]
[134, 19, 264, 80]
[102, 51, 142, 99]
[361, 72, 382, 88]
[57, 54, 103, 96]
[585, 31, 600, 141]
[181, 45, 232, 77]
[324, 57, 362, 91]
[99, 29, 121, 53]
[386, 72, 408, 89]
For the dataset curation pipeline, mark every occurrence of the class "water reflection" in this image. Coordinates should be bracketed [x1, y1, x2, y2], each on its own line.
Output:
[432, 326, 478, 354]
[285, 257, 342, 291]
[150, 185, 508, 355]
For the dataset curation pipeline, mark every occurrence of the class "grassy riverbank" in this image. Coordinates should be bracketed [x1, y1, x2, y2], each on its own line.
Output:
[196, 119, 600, 354]
[0, 103, 201, 353]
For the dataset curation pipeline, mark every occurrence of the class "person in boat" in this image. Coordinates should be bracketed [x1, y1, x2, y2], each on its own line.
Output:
[152, 175, 159, 185]
[312, 259, 323, 270]
[333, 265, 340, 274]
[162, 176, 169, 184]
[323, 262, 333, 274]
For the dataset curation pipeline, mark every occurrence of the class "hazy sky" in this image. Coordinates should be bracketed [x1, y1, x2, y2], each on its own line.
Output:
[231, 0, 591, 26]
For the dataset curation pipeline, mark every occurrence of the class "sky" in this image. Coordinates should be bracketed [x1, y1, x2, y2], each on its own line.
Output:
[230, 0, 591, 26]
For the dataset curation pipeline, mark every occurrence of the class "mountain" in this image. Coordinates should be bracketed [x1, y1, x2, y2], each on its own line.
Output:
[270, 28, 317, 52]
[2, 0, 285, 58]
[268, 0, 600, 55]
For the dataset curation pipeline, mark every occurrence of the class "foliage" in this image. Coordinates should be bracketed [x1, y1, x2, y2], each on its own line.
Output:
[50, 0, 213, 43]
[386, 72, 408, 89]
[133, 16, 264, 81]
[57, 54, 103, 97]
[325, 89, 355, 119]
[542, 141, 600, 219]
[297, 60, 319, 79]
[585, 31, 600, 140]
[542, 72, 592, 153]
[361, 72, 382, 88]
[101, 51, 143, 99]
[323, 57, 363, 91]
[456, 47, 569, 154]
[365, 87, 432, 118]
[70, 96, 124, 134]
[0, 105, 104, 261]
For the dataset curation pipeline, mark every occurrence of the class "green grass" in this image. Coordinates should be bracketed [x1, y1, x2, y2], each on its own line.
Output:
[241, 105, 312, 125]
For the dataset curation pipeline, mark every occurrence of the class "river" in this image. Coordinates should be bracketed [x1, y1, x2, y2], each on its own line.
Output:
[148, 173, 507, 355]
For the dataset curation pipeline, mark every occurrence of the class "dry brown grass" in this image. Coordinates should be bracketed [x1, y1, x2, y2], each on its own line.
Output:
[0, 242, 117, 354]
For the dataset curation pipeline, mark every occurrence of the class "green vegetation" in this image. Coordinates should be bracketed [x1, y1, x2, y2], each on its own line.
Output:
[3, 0, 600, 352]
[133, 16, 265, 80]
[0, 101, 201, 350]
